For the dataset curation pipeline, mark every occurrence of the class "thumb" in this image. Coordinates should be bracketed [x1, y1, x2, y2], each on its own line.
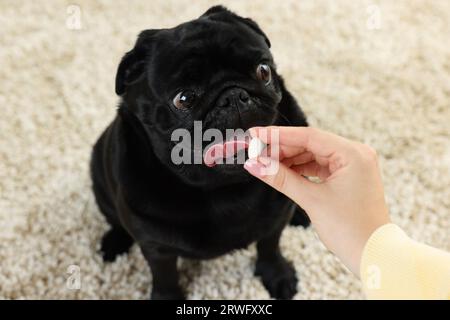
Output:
[244, 157, 317, 207]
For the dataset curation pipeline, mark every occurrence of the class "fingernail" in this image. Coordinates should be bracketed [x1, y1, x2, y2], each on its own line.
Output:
[244, 159, 266, 177]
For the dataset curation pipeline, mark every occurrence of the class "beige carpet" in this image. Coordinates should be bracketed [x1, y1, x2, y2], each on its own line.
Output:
[1, 0, 449, 299]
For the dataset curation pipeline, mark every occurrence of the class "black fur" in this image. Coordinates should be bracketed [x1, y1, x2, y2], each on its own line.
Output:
[91, 6, 310, 300]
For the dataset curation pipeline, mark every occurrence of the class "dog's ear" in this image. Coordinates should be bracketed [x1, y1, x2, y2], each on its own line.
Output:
[115, 30, 158, 96]
[238, 17, 271, 48]
[200, 6, 271, 48]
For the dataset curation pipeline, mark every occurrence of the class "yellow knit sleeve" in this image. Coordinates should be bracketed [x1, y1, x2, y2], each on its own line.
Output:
[360, 223, 450, 299]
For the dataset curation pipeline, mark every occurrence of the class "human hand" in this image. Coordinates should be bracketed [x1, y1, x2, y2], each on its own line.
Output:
[244, 126, 391, 275]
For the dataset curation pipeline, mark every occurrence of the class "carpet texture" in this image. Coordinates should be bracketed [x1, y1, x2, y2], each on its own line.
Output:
[1, 0, 449, 299]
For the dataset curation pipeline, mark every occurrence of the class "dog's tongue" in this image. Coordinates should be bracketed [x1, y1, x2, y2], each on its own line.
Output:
[204, 138, 249, 167]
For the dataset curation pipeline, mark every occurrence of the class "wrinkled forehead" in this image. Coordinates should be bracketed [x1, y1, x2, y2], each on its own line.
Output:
[150, 19, 272, 89]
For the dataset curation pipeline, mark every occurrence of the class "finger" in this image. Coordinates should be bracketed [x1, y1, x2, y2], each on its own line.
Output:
[291, 162, 331, 180]
[266, 144, 307, 160]
[243, 157, 318, 207]
[250, 126, 353, 158]
[281, 152, 315, 167]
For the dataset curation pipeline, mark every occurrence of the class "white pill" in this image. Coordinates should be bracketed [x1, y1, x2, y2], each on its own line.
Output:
[248, 137, 266, 159]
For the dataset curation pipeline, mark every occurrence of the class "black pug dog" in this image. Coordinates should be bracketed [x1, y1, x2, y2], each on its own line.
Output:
[91, 6, 310, 300]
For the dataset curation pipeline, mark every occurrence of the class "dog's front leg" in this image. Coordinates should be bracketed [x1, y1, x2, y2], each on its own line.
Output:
[255, 227, 298, 299]
[140, 246, 185, 300]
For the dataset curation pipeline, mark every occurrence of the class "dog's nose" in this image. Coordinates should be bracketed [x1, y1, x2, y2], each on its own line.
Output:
[217, 88, 251, 108]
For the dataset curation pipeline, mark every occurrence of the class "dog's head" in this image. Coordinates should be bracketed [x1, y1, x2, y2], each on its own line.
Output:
[116, 6, 288, 187]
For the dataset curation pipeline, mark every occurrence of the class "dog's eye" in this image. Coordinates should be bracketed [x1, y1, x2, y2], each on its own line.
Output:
[256, 64, 272, 85]
[173, 90, 196, 110]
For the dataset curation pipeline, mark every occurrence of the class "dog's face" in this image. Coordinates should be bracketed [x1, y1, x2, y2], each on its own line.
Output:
[116, 6, 285, 187]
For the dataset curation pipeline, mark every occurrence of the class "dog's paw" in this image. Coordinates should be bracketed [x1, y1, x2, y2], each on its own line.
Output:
[290, 206, 311, 228]
[255, 256, 298, 300]
[151, 287, 185, 300]
[100, 227, 134, 262]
